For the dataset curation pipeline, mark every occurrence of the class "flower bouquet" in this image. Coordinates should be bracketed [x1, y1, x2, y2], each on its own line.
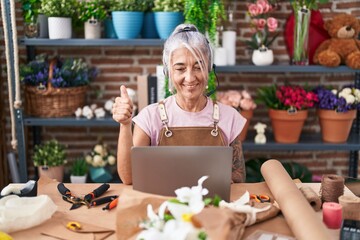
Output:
[116, 176, 279, 240]
[217, 90, 257, 141]
[20, 55, 98, 117]
[256, 84, 318, 143]
[85, 143, 116, 183]
[313, 85, 360, 142]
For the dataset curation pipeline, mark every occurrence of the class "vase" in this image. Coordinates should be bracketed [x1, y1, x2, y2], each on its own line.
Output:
[112, 11, 144, 39]
[38, 165, 64, 182]
[24, 22, 38, 38]
[292, 7, 311, 65]
[252, 48, 274, 66]
[84, 18, 101, 39]
[269, 109, 308, 143]
[317, 109, 357, 143]
[70, 174, 87, 183]
[239, 109, 253, 141]
[48, 17, 72, 39]
[89, 166, 112, 183]
[154, 12, 184, 39]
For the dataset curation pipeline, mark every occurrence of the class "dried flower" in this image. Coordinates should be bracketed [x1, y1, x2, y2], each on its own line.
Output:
[85, 143, 116, 167]
[312, 85, 360, 112]
[216, 90, 257, 111]
[245, 0, 279, 50]
[256, 84, 318, 110]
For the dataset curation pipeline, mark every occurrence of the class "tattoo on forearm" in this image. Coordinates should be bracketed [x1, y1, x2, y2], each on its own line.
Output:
[230, 138, 246, 183]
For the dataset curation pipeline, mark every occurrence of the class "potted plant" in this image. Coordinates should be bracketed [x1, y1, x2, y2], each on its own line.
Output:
[141, 0, 159, 39]
[245, 0, 279, 66]
[33, 139, 67, 182]
[85, 142, 116, 183]
[20, 0, 42, 38]
[70, 158, 88, 183]
[78, 0, 107, 39]
[40, 0, 78, 39]
[216, 90, 257, 141]
[313, 85, 360, 143]
[100, 0, 117, 38]
[256, 84, 318, 143]
[153, 0, 185, 39]
[20, 54, 99, 117]
[111, 0, 148, 39]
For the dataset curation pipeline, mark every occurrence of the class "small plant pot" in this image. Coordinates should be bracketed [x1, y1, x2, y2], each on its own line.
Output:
[84, 18, 101, 39]
[70, 174, 87, 183]
[48, 17, 72, 39]
[252, 48, 274, 66]
[154, 12, 184, 39]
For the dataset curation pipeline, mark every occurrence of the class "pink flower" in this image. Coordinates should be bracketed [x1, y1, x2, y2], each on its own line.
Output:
[267, 17, 278, 32]
[248, 4, 261, 17]
[217, 90, 256, 110]
[240, 98, 257, 111]
[257, 0, 271, 13]
[257, 19, 267, 30]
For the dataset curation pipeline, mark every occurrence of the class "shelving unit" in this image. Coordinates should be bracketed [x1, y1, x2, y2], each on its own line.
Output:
[9, 36, 360, 181]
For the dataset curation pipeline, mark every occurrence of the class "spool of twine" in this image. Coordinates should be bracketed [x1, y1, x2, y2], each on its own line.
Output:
[319, 174, 344, 203]
[299, 185, 322, 212]
[338, 195, 360, 221]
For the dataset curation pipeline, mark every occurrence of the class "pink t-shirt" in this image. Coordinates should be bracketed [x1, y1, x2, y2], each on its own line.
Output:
[133, 95, 246, 146]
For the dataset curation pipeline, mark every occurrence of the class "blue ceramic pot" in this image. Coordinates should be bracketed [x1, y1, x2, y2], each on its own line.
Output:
[104, 18, 117, 39]
[154, 12, 184, 39]
[112, 11, 144, 39]
[141, 12, 159, 39]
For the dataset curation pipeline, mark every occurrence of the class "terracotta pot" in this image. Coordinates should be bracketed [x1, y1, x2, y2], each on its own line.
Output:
[317, 109, 357, 143]
[38, 165, 64, 182]
[239, 109, 254, 141]
[269, 109, 308, 143]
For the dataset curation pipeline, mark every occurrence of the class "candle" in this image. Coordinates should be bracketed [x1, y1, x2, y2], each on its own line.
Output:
[214, 47, 227, 66]
[322, 202, 343, 229]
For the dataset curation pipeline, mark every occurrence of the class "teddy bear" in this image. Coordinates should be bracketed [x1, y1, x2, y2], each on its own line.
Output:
[313, 13, 360, 69]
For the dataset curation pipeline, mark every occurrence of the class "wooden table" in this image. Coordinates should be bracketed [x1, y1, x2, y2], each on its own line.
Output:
[9, 178, 355, 240]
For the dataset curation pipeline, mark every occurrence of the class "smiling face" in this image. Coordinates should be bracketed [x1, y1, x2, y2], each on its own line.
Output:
[169, 47, 209, 102]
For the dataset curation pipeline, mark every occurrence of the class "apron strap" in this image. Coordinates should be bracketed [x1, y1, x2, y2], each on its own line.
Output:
[158, 98, 220, 138]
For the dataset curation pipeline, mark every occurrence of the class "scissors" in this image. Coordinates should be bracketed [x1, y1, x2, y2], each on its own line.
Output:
[57, 183, 113, 210]
[250, 194, 270, 203]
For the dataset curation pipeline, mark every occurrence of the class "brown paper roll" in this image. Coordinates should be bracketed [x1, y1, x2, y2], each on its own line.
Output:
[338, 195, 360, 221]
[261, 159, 331, 240]
[299, 185, 322, 212]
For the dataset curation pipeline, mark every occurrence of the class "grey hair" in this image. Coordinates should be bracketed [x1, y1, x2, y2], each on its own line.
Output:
[163, 24, 213, 92]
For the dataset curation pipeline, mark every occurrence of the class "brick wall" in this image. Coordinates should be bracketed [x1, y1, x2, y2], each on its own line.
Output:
[1, 0, 359, 184]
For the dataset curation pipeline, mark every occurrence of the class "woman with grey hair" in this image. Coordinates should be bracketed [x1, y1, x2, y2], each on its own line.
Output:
[112, 23, 246, 185]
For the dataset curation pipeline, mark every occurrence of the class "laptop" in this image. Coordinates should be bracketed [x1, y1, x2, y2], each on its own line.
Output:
[131, 146, 233, 201]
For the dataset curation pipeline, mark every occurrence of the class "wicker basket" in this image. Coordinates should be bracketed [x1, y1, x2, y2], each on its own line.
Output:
[24, 59, 88, 118]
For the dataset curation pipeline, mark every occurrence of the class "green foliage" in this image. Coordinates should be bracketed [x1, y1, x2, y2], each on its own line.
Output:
[256, 84, 283, 110]
[20, 0, 42, 23]
[33, 140, 67, 167]
[78, 0, 107, 22]
[99, 0, 117, 16]
[71, 158, 88, 176]
[41, 0, 78, 18]
[246, 158, 312, 183]
[153, 0, 185, 12]
[111, 0, 149, 12]
[290, 0, 329, 10]
[184, 0, 226, 45]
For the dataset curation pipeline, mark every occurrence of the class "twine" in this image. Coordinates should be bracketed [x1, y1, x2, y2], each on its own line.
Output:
[319, 174, 344, 203]
[299, 185, 322, 212]
[338, 195, 360, 221]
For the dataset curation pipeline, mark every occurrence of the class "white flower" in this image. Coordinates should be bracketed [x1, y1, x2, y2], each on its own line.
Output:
[93, 155, 103, 167]
[354, 89, 360, 100]
[104, 99, 114, 112]
[94, 108, 105, 118]
[94, 144, 104, 155]
[174, 176, 209, 214]
[85, 155, 92, 164]
[340, 88, 352, 95]
[107, 155, 116, 165]
[331, 89, 338, 95]
[344, 94, 355, 104]
[74, 107, 82, 118]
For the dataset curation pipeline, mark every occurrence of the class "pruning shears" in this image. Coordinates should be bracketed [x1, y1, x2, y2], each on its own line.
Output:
[57, 183, 115, 210]
[250, 194, 270, 203]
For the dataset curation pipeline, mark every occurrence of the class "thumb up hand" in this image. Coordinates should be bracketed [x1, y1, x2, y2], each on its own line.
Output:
[112, 85, 134, 125]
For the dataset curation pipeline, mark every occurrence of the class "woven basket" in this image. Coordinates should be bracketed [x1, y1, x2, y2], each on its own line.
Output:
[24, 59, 88, 117]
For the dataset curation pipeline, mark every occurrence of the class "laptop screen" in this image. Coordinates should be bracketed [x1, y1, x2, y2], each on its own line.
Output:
[131, 146, 233, 201]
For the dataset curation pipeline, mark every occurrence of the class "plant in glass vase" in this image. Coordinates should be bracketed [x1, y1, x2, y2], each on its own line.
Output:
[246, 0, 279, 66]
[290, 0, 329, 65]
[312, 85, 360, 143]
[20, 0, 42, 38]
[256, 84, 318, 143]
